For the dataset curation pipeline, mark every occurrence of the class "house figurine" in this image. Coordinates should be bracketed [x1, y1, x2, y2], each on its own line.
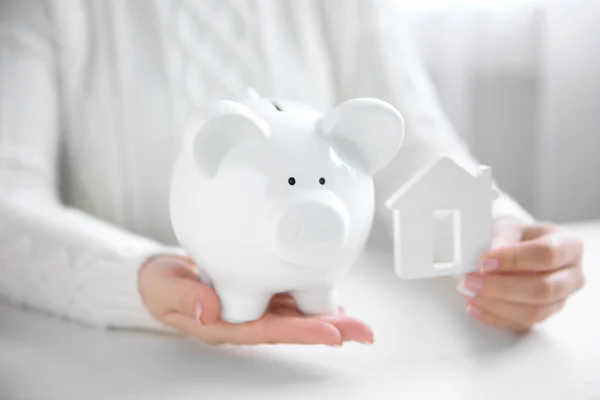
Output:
[385, 156, 499, 279]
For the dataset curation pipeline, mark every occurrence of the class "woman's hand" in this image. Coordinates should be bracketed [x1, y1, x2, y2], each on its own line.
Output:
[138, 255, 374, 346]
[458, 218, 585, 332]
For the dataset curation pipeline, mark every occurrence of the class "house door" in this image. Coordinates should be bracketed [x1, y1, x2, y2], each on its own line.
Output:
[433, 209, 461, 269]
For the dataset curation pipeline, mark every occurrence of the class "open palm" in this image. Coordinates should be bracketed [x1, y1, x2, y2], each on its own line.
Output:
[138, 255, 374, 346]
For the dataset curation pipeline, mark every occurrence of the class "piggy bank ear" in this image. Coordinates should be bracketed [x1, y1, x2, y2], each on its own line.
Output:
[317, 99, 404, 175]
[185, 101, 269, 178]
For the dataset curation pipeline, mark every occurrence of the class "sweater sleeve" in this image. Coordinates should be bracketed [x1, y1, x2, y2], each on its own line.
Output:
[0, 1, 179, 331]
[319, 0, 534, 236]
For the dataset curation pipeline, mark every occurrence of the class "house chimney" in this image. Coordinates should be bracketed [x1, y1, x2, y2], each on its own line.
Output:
[478, 165, 499, 199]
[478, 165, 492, 182]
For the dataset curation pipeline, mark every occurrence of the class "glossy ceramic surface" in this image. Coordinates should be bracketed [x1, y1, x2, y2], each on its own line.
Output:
[170, 90, 404, 323]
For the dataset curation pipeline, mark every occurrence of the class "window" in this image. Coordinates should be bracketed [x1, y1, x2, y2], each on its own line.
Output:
[433, 209, 461, 269]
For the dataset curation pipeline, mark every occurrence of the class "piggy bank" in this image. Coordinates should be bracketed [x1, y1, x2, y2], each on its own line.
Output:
[170, 90, 404, 323]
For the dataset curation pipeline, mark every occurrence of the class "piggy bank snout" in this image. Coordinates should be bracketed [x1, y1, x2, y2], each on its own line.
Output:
[274, 200, 348, 266]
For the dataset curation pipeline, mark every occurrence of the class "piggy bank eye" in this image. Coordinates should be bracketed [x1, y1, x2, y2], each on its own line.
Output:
[288, 177, 296, 186]
[319, 177, 326, 185]
[272, 100, 283, 112]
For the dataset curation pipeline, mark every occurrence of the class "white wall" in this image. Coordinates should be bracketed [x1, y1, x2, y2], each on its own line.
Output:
[399, 0, 600, 223]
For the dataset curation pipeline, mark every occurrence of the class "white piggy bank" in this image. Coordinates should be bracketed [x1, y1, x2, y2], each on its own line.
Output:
[170, 91, 404, 323]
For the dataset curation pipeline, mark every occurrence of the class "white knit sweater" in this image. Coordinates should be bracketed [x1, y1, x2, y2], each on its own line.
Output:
[0, 0, 531, 330]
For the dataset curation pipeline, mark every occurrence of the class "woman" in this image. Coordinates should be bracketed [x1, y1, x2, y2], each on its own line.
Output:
[0, 0, 584, 346]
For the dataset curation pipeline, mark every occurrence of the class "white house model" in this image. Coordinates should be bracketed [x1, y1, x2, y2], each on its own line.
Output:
[386, 156, 499, 279]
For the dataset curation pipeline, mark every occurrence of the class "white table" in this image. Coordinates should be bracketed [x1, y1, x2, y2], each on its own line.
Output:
[1, 222, 599, 400]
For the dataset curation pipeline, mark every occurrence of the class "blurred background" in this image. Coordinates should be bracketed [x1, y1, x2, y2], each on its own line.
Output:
[397, 0, 599, 224]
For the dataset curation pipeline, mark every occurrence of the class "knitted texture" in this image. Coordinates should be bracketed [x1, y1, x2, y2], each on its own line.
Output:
[0, 0, 532, 330]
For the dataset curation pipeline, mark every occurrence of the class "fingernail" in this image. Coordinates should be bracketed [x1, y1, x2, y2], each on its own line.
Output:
[466, 304, 481, 317]
[194, 302, 203, 325]
[328, 342, 343, 347]
[458, 275, 483, 297]
[477, 258, 499, 273]
[456, 280, 477, 298]
[355, 338, 375, 345]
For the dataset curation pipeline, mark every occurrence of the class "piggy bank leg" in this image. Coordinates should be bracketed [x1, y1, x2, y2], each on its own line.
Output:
[216, 287, 271, 324]
[291, 286, 339, 316]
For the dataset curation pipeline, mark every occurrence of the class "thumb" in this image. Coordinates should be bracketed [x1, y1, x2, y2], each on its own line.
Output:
[154, 274, 222, 324]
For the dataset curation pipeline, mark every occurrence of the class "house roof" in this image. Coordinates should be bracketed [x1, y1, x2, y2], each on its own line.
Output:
[385, 156, 498, 209]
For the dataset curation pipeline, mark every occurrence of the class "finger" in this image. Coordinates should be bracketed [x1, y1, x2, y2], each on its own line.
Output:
[521, 222, 559, 241]
[266, 298, 365, 341]
[467, 296, 566, 327]
[152, 275, 221, 324]
[160, 313, 244, 346]
[314, 315, 374, 343]
[481, 232, 583, 273]
[465, 303, 531, 333]
[161, 313, 210, 340]
[268, 294, 345, 315]
[491, 218, 525, 248]
[458, 265, 583, 305]
[208, 315, 344, 346]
